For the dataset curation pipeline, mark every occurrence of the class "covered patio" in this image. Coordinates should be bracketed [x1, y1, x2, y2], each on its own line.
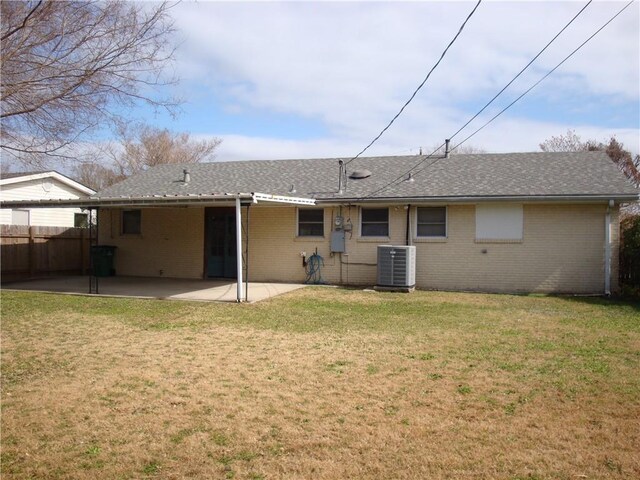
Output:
[3, 275, 307, 303]
[1, 191, 317, 302]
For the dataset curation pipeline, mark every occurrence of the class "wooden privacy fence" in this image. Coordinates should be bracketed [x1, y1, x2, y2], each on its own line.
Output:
[1, 225, 91, 282]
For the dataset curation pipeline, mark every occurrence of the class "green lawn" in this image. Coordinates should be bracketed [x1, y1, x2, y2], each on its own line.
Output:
[1, 288, 639, 479]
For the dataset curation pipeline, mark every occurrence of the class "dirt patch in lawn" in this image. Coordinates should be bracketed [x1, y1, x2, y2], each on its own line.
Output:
[1, 289, 639, 479]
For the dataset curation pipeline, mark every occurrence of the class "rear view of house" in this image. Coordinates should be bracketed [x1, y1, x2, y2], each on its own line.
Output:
[2, 151, 637, 295]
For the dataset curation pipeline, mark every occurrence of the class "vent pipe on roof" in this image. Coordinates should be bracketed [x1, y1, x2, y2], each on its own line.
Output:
[338, 160, 345, 194]
[183, 169, 190, 183]
[444, 139, 451, 158]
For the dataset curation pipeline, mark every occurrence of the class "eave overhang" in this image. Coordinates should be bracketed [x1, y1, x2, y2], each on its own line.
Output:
[0, 192, 316, 209]
[315, 193, 640, 205]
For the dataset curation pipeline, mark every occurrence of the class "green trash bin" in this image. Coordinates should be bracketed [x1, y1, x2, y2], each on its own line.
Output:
[91, 245, 117, 277]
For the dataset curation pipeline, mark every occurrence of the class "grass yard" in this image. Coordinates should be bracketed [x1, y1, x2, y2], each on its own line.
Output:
[1, 288, 639, 479]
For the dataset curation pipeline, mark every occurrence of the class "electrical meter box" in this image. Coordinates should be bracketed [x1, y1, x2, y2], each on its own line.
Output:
[331, 230, 346, 253]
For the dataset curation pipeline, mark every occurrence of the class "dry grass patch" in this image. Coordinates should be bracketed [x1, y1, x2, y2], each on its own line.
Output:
[1, 288, 639, 479]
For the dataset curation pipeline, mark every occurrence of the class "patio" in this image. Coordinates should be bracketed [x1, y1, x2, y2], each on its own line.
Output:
[2, 276, 307, 303]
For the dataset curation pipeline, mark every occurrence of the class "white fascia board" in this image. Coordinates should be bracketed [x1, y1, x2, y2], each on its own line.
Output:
[253, 192, 316, 205]
[320, 194, 640, 204]
[0, 193, 256, 209]
[0, 171, 95, 195]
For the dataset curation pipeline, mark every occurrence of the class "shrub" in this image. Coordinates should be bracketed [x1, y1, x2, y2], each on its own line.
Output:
[619, 213, 640, 297]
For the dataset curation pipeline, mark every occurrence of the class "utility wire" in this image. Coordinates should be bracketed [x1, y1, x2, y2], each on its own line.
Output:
[359, 0, 631, 200]
[446, 0, 592, 145]
[449, 0, 635, 154]
[343, 0, 482, 166]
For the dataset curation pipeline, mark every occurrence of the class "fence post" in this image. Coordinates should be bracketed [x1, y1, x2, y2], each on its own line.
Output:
[28, 226, 36, 277]
[80, 228, 87, 275]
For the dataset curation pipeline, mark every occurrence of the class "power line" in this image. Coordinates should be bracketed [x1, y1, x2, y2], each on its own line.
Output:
[358, 0, 632, 200]
[343, 0, 483, 166]
[446, 0, 593, 145]
[449, 0, 635, 153]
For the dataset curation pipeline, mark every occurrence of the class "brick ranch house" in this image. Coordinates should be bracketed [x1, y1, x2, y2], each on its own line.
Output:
[3, 151, 637, 298]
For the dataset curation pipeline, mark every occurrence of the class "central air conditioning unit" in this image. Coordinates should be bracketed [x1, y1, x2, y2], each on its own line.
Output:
[376, 245, 416, 291]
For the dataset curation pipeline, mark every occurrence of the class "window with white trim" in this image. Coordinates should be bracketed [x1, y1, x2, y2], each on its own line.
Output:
[361, 207, 389, 237]
[298, 208, 324, 237]
[416, 206, 446, 237]
[11, 209, 30, 226]
[475, 204, 523, 240]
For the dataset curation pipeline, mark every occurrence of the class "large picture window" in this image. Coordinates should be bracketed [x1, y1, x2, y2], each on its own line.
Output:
[361, 208, 389, 237]
[121, 209, 141, 235]
[298, 208, 324, 237]
[417, 207, 447, 237]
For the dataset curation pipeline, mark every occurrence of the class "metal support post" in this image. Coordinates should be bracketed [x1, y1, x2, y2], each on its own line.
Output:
[235, 196, 244, 302]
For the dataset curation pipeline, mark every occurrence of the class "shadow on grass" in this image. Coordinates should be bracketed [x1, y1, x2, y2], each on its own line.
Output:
[551, 294, 640, 314]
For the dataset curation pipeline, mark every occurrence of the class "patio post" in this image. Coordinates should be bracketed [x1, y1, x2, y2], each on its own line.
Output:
[235, 196, 244, 302]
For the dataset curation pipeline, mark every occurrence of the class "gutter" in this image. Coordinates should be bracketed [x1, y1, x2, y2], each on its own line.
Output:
[316, 194, 640, 204]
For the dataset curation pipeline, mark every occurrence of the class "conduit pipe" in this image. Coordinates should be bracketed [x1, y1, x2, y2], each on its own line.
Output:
[604, 199, 613, 296]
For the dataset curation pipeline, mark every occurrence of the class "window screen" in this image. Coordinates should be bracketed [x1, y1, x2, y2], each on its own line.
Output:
[298, 208, 324, 236]
[361, 208, 389, 237]
[417, 207, 446, 237]
[122, 209, 141, 235]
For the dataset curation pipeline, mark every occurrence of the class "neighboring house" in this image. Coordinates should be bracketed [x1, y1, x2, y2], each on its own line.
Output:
[1, 152, 637, 296]
[0, 171, 95, 227]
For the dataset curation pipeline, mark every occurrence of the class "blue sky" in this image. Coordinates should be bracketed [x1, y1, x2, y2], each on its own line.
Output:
[133, 0, 639, 160]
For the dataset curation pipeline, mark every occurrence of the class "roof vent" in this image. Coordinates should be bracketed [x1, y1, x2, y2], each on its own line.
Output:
[349, 169, 372, 180]
[183, 169, 190, 183]
[405, 173, 415, 183]
[288, 184, 296, 194]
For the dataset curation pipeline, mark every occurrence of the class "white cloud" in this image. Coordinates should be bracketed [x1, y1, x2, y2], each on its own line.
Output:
[168, 1, 639, 159]
[209, 119, 639, 162]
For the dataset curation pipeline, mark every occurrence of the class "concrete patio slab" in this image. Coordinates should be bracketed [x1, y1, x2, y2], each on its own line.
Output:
[2, 276, 307, 303]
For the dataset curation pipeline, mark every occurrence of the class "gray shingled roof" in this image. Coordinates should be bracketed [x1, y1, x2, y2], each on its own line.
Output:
[95, 151, 638, 201]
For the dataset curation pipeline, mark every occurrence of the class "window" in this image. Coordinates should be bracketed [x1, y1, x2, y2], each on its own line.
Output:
[417, 207, 446, 237]
[11, 209, 30, 226]
[298, 208, 324, 236]
[475, 204, 523, 240]
[74, 213, 89, 228]
[121, 209, 141, 235]
[361, 208, 389, 237]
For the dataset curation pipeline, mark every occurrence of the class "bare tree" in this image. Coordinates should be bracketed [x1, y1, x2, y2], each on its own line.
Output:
[0, 1, 178, 165]
[112, 124, 222, 178]
[72, 161, 124, 191]
[426, 143, 486, 156]
[539, 129, 588, 152]
[72, 125, 222, 190]
[540, 130, 640, 186]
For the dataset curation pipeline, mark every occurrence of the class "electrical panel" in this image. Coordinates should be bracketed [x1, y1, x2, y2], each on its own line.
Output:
[331, 230, 345, 253]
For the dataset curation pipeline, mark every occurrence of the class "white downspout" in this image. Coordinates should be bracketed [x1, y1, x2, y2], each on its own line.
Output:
[604, 199, 613, 296]
[235, 196, 244, 302]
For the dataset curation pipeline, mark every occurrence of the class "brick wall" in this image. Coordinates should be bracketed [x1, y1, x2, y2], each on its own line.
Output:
[98, 207, 204, 279]
[246, 203, 614, 293]
[98, 203, 617, 294]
